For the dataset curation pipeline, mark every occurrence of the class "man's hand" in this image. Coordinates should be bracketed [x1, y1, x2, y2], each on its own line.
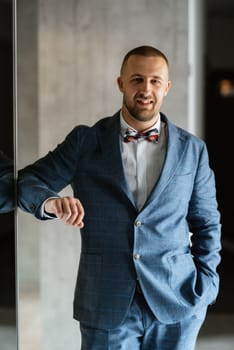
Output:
[44, 196, 85, 228]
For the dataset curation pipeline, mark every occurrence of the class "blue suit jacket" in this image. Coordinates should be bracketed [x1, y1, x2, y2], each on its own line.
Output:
[18, 112, 221, 329]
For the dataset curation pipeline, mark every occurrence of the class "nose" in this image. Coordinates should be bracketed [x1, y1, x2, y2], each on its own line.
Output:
[141, 79, 151, 94]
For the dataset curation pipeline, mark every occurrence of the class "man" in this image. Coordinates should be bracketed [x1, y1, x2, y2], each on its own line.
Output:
[0, 150, 14, 213]
[18, 46, 221, 349]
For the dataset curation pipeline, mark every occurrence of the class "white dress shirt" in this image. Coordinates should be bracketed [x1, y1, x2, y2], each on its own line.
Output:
[120, 113, 167, 211]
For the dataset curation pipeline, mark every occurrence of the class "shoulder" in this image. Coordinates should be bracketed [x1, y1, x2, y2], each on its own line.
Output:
[161, 112, 206, 149]
[68, 112, 120, 142]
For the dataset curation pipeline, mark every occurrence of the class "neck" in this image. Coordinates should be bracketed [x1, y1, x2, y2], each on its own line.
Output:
[121, 108, 159, 132]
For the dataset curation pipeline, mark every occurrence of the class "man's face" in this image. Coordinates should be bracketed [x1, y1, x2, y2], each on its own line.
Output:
[117, 55, 171, 129]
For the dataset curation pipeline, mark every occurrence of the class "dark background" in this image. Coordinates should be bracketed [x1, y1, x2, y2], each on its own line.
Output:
[0, 0, 15, 310]
[205, 0, 234, 312]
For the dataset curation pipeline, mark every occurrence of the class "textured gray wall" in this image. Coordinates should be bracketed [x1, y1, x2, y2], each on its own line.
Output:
[38, 0, 188, 155]
[18, 0, 189, 348]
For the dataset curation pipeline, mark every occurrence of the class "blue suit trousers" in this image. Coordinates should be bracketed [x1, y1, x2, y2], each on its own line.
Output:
[80, 288, 207, 350]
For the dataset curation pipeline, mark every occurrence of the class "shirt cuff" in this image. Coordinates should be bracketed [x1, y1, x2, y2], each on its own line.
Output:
[41, 197, 59, 219]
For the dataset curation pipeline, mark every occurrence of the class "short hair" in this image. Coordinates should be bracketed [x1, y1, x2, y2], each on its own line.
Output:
[120, 45, 169, 75]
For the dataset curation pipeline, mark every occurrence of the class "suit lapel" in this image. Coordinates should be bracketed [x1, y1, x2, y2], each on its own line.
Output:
[141, 114, 188, 211]
[96, 111, 188, 213]
[96, 111, 137, 209]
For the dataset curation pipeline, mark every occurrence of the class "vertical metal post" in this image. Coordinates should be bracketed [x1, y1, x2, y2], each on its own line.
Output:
[188, 0, 205, 138]
[13, 0, 19, 349]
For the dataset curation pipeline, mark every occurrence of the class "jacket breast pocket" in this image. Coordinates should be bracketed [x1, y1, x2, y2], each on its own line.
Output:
[163, 173, 193, 206]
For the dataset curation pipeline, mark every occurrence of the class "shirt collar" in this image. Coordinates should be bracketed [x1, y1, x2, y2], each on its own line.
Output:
[120, 112, 161, 138]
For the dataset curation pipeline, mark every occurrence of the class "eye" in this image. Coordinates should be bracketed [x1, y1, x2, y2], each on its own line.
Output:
[131, 77, 143, 84]
[152, 79, 162, 85]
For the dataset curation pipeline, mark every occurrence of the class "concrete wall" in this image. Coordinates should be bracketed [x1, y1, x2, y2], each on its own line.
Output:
[18, 0, 189, 349]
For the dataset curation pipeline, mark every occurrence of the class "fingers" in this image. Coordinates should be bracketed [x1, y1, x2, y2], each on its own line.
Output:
[44, 196, 85, 228]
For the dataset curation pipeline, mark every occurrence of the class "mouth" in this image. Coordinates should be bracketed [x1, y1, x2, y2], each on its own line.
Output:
[136, 97, 154, 105]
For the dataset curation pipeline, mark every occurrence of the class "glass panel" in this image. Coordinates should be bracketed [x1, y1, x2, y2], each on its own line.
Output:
[16, 1, 41, 349]
[17, 1, 234, 349]
[17, 1, 189, 349]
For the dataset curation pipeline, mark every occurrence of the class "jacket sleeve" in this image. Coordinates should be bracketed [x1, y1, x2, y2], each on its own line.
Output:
[17, 126, 82, 219]
[188, 142, 222, 304]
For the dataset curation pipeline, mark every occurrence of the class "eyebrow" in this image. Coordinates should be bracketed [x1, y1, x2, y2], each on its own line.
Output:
[130, 74, 163, 80]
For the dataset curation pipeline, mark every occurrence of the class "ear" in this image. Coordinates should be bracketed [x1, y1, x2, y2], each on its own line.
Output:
[117, 76, 124, 92]
[164, 80, 172, 96]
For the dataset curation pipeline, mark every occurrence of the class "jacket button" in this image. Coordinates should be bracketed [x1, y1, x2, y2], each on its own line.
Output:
[135, 220, 141, 227]
[134, 253, 141, 260]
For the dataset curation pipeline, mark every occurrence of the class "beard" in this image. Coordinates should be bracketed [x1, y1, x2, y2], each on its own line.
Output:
[123, 95, 159, 122]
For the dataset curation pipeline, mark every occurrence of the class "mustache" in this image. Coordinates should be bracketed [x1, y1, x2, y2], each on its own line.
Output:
[135, 93, 154, 103]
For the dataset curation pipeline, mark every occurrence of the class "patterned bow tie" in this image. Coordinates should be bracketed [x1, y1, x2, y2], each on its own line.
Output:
[123, 128, 159, 143]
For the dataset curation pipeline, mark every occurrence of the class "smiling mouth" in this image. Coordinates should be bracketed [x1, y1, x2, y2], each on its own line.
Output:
[136, 98, 154, 105]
